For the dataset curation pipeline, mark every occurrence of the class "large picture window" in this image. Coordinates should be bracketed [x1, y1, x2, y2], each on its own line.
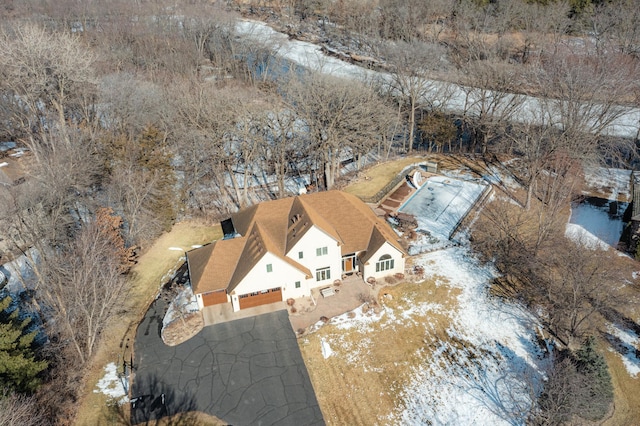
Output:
[316, 267, 331, 281]
[376, 254, 394, 273]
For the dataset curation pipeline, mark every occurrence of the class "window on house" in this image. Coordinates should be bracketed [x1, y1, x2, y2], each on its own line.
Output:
[295, 281, 301, 289]
[298, 251, 303, 259]
[375, 254, 394, 273]
[316, 267, 331, 281]
[316, 246, 328, 256]
[266, 263, 273, 273]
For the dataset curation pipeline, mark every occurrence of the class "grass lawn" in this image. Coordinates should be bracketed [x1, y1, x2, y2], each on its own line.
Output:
[604, 349, 640, 426]
[74, 220, 222, 426]
[299, 276, 460, 425]
[344, 156, 427, 199]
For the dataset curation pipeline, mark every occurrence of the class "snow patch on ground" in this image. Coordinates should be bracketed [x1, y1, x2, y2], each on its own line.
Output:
[393, 247, 547, 426]
[607, 324, 640, 378]
[168, 247, 183, 251]
[565, 223, 610, 250]
[163, 286, 199, 329]
[310, 302, 386, 334]
[583, 167, 631, 200]
[483, 164, 521, 190]
[94, 363, 128, 403]
[321, 338, 333, 359]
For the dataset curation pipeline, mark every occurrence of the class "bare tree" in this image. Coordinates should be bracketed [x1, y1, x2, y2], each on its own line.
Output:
[98, 73, 167, 139]
[39, 209, 129, 365]
[168, 80, 252, 211]
[379, 40, 451, 153]
[0, 389, 46, 426]
[103, 127, 176, 246]
[591, 0, 640, 57]
[459, 59, 524, 155]
[282, 72, 394, 189]
[533, 52, 633, 140]
[0, 23, 95, 148]
[537, 238, 626, 348]
[256, 105, 306, 198]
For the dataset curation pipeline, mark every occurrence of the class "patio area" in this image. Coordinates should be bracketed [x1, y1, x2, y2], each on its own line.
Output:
[288, 275, 376, 333]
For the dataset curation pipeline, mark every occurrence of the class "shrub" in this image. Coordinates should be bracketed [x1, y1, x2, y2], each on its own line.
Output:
[574, 336, 614, 420]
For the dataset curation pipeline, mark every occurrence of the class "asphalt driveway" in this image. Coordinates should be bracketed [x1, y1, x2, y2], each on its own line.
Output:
[131, 299, 324, 425]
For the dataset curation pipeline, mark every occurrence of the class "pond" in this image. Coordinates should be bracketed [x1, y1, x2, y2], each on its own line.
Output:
[569, 197, 628, 247]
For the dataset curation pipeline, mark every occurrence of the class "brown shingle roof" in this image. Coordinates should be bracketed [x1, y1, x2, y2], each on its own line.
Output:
[359, 224, 404, 264]
[189, 191, 406, 295]
[300, 191, 404, 255]
[187, 237, 245, 293]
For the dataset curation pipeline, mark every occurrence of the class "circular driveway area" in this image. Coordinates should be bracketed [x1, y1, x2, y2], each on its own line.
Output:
[131, 299, 324, 425]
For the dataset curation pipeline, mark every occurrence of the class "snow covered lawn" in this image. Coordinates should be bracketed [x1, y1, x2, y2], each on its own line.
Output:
[300, 246, 547, 425]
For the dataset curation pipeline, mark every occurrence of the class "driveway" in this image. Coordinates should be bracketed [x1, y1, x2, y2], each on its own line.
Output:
[131, 299, 324, 425]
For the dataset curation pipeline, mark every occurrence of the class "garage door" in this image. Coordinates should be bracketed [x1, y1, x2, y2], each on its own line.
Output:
[201, 290, 228, 307]
[239, 287, 282, 309]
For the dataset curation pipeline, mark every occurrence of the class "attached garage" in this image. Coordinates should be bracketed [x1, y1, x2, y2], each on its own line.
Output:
[239, 287, 282, 309]
[201, 290, 227, 307]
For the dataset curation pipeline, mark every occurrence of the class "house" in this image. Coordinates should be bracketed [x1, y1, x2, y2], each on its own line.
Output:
[187, 191, 406, 311]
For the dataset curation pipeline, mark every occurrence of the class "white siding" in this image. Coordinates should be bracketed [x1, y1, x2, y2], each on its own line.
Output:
[362, 242, 405, 281]
[286, 225, 341, 290]
[231, 252, 308, 311]
[196, 293, 204, 310]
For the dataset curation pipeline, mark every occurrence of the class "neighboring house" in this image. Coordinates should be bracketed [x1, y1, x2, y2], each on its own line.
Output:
[187, 191, 406, 311]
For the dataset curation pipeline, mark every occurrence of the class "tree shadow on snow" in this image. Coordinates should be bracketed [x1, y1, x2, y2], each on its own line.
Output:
[456, 339, 544, 426]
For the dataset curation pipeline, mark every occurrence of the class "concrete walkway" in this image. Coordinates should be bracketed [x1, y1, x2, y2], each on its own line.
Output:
[132, 299, 324, 425]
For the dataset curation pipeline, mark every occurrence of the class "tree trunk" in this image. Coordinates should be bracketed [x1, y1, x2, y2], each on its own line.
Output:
[408, 97, 416, 153]
[226, 164, 243, 208]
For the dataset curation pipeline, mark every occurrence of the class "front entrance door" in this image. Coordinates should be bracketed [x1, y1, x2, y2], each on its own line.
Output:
[342, 254, 356, 274]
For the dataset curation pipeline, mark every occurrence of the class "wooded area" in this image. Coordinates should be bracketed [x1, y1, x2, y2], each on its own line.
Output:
[0, 0, 638, 424]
